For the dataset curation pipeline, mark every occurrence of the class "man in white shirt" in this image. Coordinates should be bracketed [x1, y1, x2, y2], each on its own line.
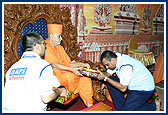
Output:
[3, 32, 69, 112]
[97, 50, 160, 111]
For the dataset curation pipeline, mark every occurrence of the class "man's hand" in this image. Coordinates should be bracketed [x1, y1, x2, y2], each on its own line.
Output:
[58, 88, 71, 98]
[96, 68, 107, 80]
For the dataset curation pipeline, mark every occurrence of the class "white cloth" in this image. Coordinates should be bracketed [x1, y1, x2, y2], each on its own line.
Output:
[138, 44, 149, 52]
[3, 52, 60, 112]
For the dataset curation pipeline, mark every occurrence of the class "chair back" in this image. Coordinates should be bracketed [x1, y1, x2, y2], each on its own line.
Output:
[4, 4, 80, 75]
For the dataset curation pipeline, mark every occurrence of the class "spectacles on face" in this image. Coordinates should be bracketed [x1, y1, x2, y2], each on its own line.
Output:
[57, 34, 62, 38]
[41, 42, 47, 46]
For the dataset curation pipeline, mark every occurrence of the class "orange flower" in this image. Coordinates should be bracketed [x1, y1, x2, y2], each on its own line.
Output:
[154, 93, 158, 96]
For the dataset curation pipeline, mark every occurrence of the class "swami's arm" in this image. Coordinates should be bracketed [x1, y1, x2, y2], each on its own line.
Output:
[51, 62, 82, 76]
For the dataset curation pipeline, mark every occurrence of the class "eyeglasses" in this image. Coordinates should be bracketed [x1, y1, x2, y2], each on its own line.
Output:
[58, 34, 62, 38]
[41, 42, 47, 46]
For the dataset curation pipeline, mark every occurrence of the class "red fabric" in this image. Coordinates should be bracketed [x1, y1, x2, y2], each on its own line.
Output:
[81, 102, 104, 111]
[49, 98, 116, 111]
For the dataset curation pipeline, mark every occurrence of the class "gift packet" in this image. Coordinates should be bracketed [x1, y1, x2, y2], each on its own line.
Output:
[55, 91, 79, 105]
[79, 67, 100, 78]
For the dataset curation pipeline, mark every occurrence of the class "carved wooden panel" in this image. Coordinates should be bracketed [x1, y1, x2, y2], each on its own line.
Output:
[4, 4, 81, 74]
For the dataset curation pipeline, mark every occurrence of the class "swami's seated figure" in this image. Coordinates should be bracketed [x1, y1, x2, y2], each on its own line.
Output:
[44, 24, 93, 107]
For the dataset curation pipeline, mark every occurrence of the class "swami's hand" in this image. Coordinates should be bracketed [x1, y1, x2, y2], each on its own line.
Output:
[81, 63, 91, 68]
[70, 62, 90, 68]
[71, 67, 83, 76]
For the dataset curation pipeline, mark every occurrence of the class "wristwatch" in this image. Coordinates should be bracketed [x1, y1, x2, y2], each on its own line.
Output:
[104, 77, 108, 81]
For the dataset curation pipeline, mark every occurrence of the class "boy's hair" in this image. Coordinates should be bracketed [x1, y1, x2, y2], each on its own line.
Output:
[22, 32, 42, 52]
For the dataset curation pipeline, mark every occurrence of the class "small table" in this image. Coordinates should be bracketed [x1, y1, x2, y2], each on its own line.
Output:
[128, 50, 155, 66]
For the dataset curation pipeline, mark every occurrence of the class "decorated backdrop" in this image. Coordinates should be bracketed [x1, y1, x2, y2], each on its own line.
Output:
[75, 4, 164, 63]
